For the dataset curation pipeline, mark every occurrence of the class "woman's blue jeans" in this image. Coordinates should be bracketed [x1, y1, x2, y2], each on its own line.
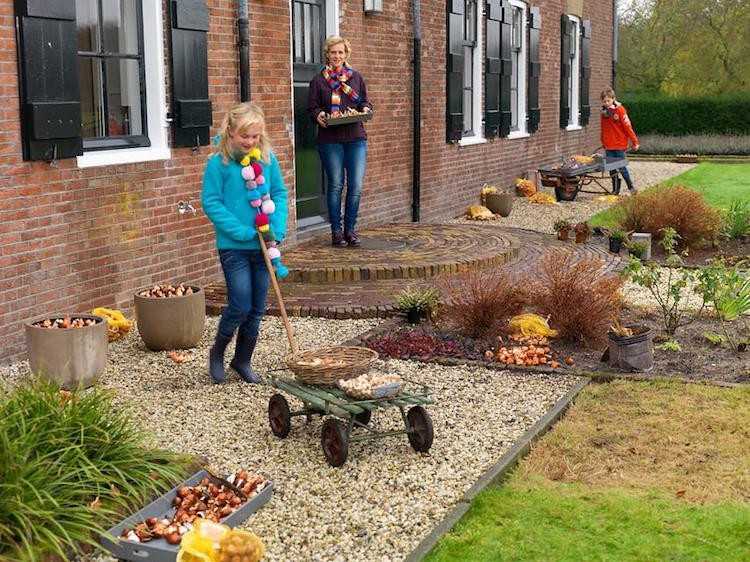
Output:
[605, 149, 634, 191]
[318, 140, 368, 234]
[216, 249, 270, 340]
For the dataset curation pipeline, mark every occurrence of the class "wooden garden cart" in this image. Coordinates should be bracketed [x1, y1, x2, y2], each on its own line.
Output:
[539, 154, 629, 201]
[267, 375, 434, 467]
[255, 234, 436, 467]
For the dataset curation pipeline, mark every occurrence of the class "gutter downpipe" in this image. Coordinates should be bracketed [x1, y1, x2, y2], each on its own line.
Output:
[238, 0, 251, 102]
[612, 0, 618, 88]
[412, 0, 422, 222]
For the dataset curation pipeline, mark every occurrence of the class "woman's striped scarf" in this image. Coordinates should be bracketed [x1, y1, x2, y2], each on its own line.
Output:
[322, 64, 360, 114]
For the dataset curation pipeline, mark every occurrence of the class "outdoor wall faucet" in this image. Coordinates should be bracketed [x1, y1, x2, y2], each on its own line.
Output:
[177, 200, 197, 215]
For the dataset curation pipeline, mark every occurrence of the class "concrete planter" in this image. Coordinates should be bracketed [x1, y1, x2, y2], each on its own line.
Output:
[134, 286, 205, 351]
[24, 314, 108, 388]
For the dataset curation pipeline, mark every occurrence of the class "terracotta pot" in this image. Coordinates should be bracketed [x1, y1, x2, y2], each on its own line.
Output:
[484, 193, 514, 217]
[134, 286, 205, 351]
[575, 231, 589, 244]
[557, 229, 570, 241]
[25, 313, 108, 389]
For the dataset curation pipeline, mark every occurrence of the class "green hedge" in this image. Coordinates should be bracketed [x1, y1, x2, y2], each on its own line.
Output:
[619, 94, 750, 136]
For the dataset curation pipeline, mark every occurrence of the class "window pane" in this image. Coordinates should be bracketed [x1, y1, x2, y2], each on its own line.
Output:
[105, 58, 144, 136]
[80, 57, 105, 138]
[76, 0, 100, 52]
[102, 0, 140, 55]
[293, 2, 303, 62]
[511, 48, 518, 129]
[512, 7, 521, 50]
[463, 89, 472, 134]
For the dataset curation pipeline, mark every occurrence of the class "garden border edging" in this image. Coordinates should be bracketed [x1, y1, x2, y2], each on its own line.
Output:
[404, 376, 590, 562]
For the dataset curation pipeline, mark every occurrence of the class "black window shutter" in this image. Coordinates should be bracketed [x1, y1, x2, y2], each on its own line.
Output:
[527, 7, 541, 133]
[559, 15, 572, 128]
[16, 0, 82, 161]
[579, 20, 592, 126]
[484, 0, 502, 138]
[498, 0, 512, 137]
[446, 0, 464, 143]
[169, 0, 212, 148]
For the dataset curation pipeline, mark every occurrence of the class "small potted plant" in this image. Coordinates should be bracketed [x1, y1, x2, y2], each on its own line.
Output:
[608, 229, 627, 254]
[395, 287, 440, 324]
[553, 219, 572, 241]
[573, 221, 591, 244]
[627, 241, 648, 260]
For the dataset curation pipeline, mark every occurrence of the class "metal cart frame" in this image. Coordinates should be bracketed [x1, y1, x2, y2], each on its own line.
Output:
[539, 155, 629, 201]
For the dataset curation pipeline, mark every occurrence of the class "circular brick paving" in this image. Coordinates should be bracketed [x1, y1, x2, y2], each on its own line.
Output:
[204, 225, 624, 319]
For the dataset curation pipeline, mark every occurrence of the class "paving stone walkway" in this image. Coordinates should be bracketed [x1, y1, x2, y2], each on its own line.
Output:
[205, 223, 624, 319]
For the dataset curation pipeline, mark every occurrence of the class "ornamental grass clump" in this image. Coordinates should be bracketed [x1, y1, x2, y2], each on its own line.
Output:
[0, 379, 192, 562]
[618, 186, 722, 248]
[722, 200, 750, 240]
[526, 251, 623, 346]
[435, 270, 527, 340]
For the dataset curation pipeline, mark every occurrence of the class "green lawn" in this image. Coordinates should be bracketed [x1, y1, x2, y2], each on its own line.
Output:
[425, 382, 750, 562]
[589, 162, 750, 228]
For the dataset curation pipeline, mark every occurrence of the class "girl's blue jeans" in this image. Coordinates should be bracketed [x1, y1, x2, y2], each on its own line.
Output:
[216, 249, 270, 340]
[318, 139, 368, 234]
[605, 149, 634, 191]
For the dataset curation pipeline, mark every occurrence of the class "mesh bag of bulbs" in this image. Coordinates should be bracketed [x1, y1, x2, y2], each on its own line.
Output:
[338, 372, 403, 400]
[177, 518, 265, 562]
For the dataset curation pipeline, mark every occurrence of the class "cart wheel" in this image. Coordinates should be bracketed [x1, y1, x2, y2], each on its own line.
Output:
[268, 394, 291, 438]
[321, 418, 349, 467]
[407, 406, 434, 453]
[354, 409, 372, 426]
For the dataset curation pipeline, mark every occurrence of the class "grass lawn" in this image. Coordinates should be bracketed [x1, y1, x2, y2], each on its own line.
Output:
[426, 381, 750, 562]
[590, 162, 750, 228]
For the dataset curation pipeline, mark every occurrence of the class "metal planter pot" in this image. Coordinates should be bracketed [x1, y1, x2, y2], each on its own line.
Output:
[607, 325, 654, 372]
[134, 286, 205, 351]
[484, 193, 514, 217]
[24, 313, 108, 388]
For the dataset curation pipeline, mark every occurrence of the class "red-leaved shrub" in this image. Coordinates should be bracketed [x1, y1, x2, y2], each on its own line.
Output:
[435, 270, 527, 340]
[619, 185, 722, 247]
[525, 251, 622, 346]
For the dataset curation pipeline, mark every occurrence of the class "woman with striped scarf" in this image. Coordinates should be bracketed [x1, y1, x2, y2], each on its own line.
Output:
[308, 36, 373, 248]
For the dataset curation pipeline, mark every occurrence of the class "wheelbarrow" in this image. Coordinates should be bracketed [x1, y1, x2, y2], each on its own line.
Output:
[539, 153, 629, 201]
[255, 234, 435, 467]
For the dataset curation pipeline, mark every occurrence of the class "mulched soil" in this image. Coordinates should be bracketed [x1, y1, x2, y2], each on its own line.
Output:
[355, 307, 749, 385]
[650, 237, 749, 267]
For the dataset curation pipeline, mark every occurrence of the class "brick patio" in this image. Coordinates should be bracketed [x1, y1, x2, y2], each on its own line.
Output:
[204, 223, 623, 319]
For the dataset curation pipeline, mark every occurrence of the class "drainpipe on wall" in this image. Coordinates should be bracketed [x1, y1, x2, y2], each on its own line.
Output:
[411, 0, 422, 222]
[238, 0, 251, 102]
[612, 0, 618, 88]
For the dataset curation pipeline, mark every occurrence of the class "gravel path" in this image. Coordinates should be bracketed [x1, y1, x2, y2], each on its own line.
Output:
[1, 317, 580, 562]
[451, 161, 697, 234]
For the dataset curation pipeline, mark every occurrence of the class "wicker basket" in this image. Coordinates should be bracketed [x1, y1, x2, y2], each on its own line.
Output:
[285, 346, 378, 385]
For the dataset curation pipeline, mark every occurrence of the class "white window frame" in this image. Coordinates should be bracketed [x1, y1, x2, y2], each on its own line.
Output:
[506, 0, 528, 139]
[458, 0, 485, 146]
[566, 14, 582, 130]
[77, 1, 170, 168]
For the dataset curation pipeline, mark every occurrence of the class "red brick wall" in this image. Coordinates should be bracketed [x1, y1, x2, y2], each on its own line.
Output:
[0, 0, 612, 364]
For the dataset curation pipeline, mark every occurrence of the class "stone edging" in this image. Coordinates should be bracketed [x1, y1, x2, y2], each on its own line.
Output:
[404, 376, 591, 562]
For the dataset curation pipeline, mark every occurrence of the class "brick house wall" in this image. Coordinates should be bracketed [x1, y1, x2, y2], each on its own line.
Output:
[0, 0, 612, 364]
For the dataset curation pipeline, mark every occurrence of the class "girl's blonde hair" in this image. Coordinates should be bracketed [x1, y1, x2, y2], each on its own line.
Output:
[323, 36, 351, 64]
[216, 102, 272, 163]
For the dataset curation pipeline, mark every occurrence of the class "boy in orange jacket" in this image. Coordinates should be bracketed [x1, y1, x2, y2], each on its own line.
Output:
[600, 87, 639, 194]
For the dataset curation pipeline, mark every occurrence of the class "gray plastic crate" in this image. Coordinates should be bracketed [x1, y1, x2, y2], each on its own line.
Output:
[101, 469, 273, 562]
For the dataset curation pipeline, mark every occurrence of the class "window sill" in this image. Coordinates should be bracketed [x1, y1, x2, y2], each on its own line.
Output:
[76, 145, 172, 169]
[458, 136, 488, 147]
[566, 124, 583, 131]
[506, 131, 530, 140]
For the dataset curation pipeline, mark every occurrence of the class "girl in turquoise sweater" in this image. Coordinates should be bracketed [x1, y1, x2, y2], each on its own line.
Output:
[201, 103, 288, 384]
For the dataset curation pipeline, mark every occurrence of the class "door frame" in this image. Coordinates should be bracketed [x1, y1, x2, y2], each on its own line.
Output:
[289, 0, 340, 231]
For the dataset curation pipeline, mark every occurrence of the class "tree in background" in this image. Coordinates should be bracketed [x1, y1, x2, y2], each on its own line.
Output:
[617, 0, 750, 95]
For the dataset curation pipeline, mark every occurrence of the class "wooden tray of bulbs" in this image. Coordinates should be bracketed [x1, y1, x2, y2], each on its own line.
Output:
[101, 469, 272, 562]
[324, 108, 374, 126]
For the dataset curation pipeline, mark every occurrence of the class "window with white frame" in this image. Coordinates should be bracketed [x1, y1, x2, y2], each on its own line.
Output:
[567, 14, 581, 128]
[462, 0, 478, 136]
[509, 0, 527, 134]
[75, 0, 169, 167]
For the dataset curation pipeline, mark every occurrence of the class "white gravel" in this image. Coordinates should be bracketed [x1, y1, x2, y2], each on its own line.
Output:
[450, 161, 697, 234]
[1, 316, 580, 562]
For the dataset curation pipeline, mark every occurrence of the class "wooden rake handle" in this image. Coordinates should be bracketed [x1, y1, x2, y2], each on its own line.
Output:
[257, 233, 300, 355]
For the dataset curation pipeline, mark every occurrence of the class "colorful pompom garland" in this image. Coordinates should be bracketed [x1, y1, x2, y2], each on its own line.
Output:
[241, 148, 288, 279]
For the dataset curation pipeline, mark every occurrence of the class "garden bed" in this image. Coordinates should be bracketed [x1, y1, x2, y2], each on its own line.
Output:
[355, 308, 748, 385]
[648, 236, 748, 267]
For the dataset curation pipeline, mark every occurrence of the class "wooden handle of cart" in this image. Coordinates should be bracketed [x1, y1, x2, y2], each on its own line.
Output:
[257, 232, 300, 355]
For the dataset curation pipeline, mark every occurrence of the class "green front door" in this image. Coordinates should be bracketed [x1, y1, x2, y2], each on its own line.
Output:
[292, 0, 326, 228]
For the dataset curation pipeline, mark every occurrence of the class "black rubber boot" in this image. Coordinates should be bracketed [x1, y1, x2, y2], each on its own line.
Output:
[230, 330, 261, 383]
[209, 332, 232, 384]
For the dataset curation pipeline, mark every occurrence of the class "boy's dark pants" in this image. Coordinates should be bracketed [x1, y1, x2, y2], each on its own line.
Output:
[605, 149, 635, 193]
